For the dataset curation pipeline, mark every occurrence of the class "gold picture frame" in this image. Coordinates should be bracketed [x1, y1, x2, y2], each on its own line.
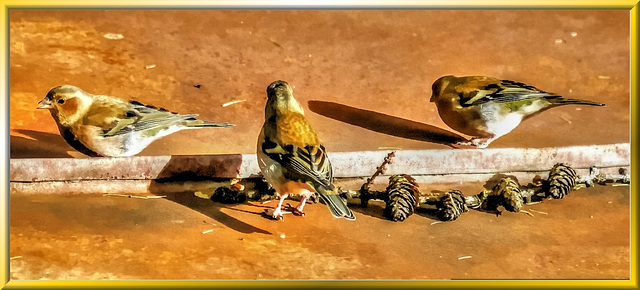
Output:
[2, 0, 637, 288]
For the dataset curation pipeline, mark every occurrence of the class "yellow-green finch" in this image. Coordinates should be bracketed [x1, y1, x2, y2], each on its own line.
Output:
[257, 80, 355, 221]
[37, 85, 233, 157]
[430, 75, 604, 148]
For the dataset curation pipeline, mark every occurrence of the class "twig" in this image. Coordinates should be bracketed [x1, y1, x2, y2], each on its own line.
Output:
[222, 100, 246, 107]
[378, 147, 402, 150]
[518, 186, 546, 204]
[361, 151, 396, 192]
[419, 194, 448, 205]
[520, 210, 534, 217]
[103, 194, 166, 199]
[343, 159, 630, 224]
[558, 115, 572, 124]
[356, 151, 396, 207]
[577, 167, 630, 187]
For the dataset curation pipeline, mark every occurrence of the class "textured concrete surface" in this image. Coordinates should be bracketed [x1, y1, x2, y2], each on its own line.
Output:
[8, 10, 631, 280]
[9, 10, 629, 157]
[8, 143, 632, 181]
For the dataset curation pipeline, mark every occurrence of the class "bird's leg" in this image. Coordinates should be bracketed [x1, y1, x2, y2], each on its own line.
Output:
[284, 191, 311, 216]
[293, 195, 309, 216]
[264, 194, 290, 220]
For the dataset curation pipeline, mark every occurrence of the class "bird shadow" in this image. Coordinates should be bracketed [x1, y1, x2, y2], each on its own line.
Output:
[307, 100, 468, 147]
[146, 155, 272, 235]
[10, 129, 75, 158]
[149, 186, 271, 235]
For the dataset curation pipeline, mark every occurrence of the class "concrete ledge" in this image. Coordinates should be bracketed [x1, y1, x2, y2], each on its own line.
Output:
[10, 143, 630, 182]
[10, 167, 628, 195]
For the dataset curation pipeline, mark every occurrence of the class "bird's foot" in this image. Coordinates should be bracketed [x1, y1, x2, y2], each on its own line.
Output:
[264, 207, 291, 221]
[284, 203, 305, 216]
[455, 137, 491, 149]
[453, 140, 479, 148]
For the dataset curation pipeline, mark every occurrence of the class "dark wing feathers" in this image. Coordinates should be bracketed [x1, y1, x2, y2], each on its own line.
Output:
[489, 92, 558, 103]
[260, 130, 354, 220]
[104, 100, 197, 136]
[129, 100, 179, 115]
[460, 79, 559, 107]
[262, 137, 334, 190]
[500, 79, 548, 92]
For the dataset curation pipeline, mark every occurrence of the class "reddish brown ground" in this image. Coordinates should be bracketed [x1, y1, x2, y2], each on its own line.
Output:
[9, 10, 630, 280]
[9, 184, 630, 280]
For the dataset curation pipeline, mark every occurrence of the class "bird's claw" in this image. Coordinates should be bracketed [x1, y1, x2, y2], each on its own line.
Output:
[452, 141, 477, 149]
[284, 203, 305, 216]
[455, 138, 491, 149]
[264, 208, 291, 221]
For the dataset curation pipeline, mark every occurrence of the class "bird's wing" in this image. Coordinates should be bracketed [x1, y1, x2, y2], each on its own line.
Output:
[261, 136, 334, 190]
[83, 99, 197, 137]
[460, 79, 558, 107]
[60, 127, 103, 157]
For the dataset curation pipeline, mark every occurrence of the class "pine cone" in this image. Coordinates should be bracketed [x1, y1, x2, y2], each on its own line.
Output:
[546, 163, 577, 199]
[211, 186, 247, 204]
[492, 177, 523, 212]
[383, 174, 420, 222]
[436, 189, 468, 221]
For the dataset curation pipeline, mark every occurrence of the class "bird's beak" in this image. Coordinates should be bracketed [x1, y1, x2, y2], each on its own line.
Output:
[37, 99, 52, 109]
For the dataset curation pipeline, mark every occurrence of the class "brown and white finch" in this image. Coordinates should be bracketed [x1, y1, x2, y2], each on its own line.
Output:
[257, 80, 355, 221]
[37, 85, 233, 157]
[430, 75, 604, 148]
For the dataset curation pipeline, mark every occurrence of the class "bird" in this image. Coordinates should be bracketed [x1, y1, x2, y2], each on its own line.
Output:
[430, 75, 604, 148]
[257, 80, 355, 221]
[37, 85, 233, 157]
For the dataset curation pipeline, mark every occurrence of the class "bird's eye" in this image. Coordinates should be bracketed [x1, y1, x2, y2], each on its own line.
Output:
[58, 99, 65, 104]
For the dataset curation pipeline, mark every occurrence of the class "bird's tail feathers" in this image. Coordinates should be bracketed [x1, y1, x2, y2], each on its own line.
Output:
[186, 119, 235, 128]
[552, 97, 604, 107]
[317, 188, 356, 220]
